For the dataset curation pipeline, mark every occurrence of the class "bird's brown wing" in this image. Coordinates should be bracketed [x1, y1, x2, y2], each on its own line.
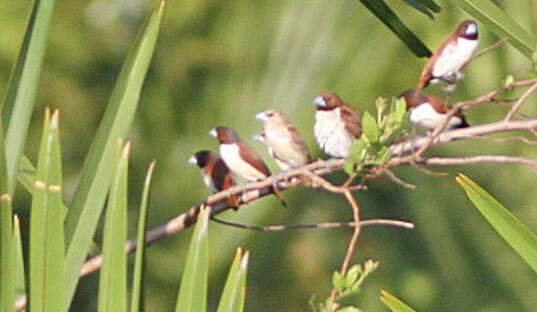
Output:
[286, 124, 312, 164]
[340, 103, 362, 139]
[238, 142, 271, 177]
[417, 34, 455, 89]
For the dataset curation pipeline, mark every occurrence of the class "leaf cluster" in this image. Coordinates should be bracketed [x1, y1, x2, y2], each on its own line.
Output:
[344, 97, 408, 175]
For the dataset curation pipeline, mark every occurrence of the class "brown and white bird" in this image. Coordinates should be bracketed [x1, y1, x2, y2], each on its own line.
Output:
[401, 89, 469, 131]
[254, 110, 311, 170]
[313, 92, 362, 158]
[189, 150, 239, 209]
[418, 20, 479, 90]
[210, 126, 286, 206]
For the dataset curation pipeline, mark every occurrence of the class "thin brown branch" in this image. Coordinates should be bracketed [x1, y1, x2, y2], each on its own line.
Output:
[422, 155, 537, 171]
[473, 38, 506, 59]
[504, 81, 537, 121]
[328, 191, 362, 311]
[211, 217, 414, 231]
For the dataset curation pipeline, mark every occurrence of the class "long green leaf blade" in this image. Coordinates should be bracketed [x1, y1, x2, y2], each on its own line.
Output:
[402, 0, 441, 19]
[217, 248, 249, 312]
[130, 160, 156, 312]
[1, 103, 15, 312]
[64, 1, 165, 305]
[451, 0, 537, 59]
[13, 216, 25, 303]
[359, 0, 432, 57]
[175, 207, 210, 312]
[380, 290, 418, 312]
[29, 110, 65, 312]
[2, 0, 56, 194]
[98, 142, 129, 312]
[457, 174, 537, 273]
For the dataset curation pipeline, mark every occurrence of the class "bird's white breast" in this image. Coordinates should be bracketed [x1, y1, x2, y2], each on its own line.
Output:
[314, 108, 354, 158]
[220, 143, 267, 181]
[432, 38, 479, 78]
[409, 103, 461, 131]
[202, 171, 216, 192]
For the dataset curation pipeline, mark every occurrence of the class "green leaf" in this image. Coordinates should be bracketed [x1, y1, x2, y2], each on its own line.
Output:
[402, 0, 441, 19]
[29, 109, 66, 312]
[451, 0, 537, 59]
[338, 307, 362, 312]
[344, 265, 361, 288]
[380, 290, 418, 312]
[130, 161, 156, 312]
[393, 97, 408, 125]
[0, 95, 15, 312]
[456, 174, 537, 273]
[332, 271, 345, 293]
[13, 216, 25, 302]
[362, 111, 379, 144]
[98, 142, 129, 312]
[2, 0, 56, 194]
[64, 1, 165, 305]
[216, 248, 250, 312]
[175, 207, 210, 312]
[358, 0, 432, 57]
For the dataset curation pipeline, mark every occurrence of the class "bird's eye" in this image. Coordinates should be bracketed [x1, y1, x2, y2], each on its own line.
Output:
[267, 112, 273, 117]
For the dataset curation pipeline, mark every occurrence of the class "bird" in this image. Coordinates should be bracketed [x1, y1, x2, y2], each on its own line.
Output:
[417, 20, 479, 90]
[400, 89, 469, 131]
[313, 92, 362, 158]
[254, 109, 311, 170]
[189, 150, 240, 209]
[209, 126, 287, 206]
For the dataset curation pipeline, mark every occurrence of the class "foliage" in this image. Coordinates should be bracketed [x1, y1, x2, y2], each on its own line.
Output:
[344, 97, 407, 175]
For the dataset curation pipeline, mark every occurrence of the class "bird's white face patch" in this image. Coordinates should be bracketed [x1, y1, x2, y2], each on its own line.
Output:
[314, 108, 354, 158]
[432, 37, 479, 79]
[219, 143, 267, 181]
[409, 103, 461, 131]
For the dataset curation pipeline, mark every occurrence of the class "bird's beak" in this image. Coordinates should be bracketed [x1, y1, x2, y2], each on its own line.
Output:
[252, 133, 264, 142]
[209, 128, 217, 138]
[314, 96, 326, 108]
[255, 111, 268, 123]
[188, 155, 198, 166]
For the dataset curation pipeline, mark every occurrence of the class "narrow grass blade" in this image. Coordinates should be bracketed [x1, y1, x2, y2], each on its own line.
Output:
[64, 1, 165, 305]
[19, 157, 67, 218]
[1, 102, 15, 312]
[29, 109, 66, 312]
[451, 0, 537, 59]
[1, 0, 56, 194]
[457, 174, 537, 273]
[359, 0, 432, 57]
[402, 0, 441, 19]
[217, 248, 250, 312]
[380, 290, 418, 312]
[175, 207, 210, 312]
[130, 160, 156, 312]
[13, 216, 25, 303]
[98, 142, 129, 312]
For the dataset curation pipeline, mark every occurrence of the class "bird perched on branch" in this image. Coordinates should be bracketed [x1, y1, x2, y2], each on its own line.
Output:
[210, 126, 287, 206]
[313, 92, 362, 158]
[189, 150, 240, 210]
[254, 109, 311, 170]
[400, 89, 469, 131]
[418, 20, 479, 90]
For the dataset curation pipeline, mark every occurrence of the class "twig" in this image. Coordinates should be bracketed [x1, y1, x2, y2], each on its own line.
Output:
[328, 191, 362, 311]
[421, 155, 537, 171]
[504, 81, 537, 121]
[211, 217, 414, 231]
[473, 38, 506, 59]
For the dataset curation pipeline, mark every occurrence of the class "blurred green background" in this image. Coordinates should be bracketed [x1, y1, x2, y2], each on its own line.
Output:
[2, 0, 537, 311]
